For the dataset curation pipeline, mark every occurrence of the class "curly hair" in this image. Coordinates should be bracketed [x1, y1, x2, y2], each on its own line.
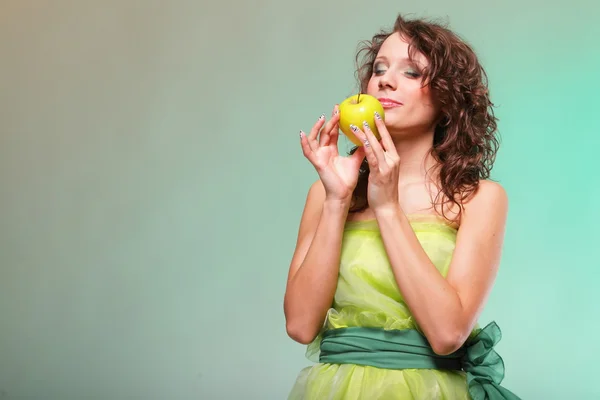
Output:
[348, 14, 499, 224]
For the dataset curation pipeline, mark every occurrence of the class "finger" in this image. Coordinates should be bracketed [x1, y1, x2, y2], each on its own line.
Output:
[351, 124, 380, 171]
[319, 107, 340, 147]
[324, 105, 341, 152]
[308, 114, 326, 151]
[328, 121, 340, 156]
[299, 130, 315, 163]
[362, 121, 388, 170]
[374, 111, 398, 158]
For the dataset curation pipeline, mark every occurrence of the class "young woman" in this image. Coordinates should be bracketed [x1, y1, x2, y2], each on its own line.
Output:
[284, 13, 521, 400]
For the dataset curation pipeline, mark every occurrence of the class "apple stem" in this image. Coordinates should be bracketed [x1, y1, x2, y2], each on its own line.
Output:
[357, 92, 361, 103]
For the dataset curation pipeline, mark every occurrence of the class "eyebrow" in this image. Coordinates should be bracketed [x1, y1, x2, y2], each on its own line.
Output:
[374, 55, 424, 69]
[374, 55, 414, 63]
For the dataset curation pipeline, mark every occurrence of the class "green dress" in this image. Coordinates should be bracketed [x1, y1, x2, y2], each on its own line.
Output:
[288, 214, 514, 400]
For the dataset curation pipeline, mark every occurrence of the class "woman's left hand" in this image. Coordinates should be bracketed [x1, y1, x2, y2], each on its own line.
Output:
[350, 112, 401, 213]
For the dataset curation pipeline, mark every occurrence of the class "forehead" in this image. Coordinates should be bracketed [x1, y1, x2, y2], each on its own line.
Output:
[376, 32, 428, 66]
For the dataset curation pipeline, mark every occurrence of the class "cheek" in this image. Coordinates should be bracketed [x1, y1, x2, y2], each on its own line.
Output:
[365, 78, 378, 94]
[411, 87, 435, 110]
[403, 88, 439, 123]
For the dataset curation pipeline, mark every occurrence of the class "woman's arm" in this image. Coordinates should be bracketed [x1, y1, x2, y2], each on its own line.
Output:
[284, 179, 350, 344]
[375, 180, 509, 355]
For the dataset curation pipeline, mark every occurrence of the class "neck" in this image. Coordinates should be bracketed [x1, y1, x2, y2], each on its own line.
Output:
[391, 130, 439, 186]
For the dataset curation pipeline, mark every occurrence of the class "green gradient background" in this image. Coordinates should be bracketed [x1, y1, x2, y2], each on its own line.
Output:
[1, 1, 598, 399]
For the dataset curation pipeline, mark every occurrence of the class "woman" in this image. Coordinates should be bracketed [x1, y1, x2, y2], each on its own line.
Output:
[284, 13, 520, 400]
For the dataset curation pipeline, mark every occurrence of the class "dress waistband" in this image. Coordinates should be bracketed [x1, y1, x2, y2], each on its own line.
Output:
[319, 321, 521, 400]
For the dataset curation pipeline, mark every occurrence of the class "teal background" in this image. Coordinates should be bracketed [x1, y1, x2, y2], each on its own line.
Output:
[1, 1, 598, 399]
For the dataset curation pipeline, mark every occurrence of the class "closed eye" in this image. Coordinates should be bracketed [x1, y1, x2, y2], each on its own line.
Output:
[373, 64, 387, 76]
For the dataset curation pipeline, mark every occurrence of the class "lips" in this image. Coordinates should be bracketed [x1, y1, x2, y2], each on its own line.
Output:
[378, 98, 403, 108]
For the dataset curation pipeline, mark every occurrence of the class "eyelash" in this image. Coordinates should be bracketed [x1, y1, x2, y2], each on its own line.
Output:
[373, 66, 421, 78]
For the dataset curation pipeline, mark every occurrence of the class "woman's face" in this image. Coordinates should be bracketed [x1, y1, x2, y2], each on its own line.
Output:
[366, 32, 440, 138]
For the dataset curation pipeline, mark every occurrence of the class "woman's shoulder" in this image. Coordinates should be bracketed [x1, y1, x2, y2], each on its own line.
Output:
[439, 180, 507, 228]
[459, 179, 509, 228]
[304, 179, 326, 209]
[464, 180, 508, 211]
[296, 179, 327, 225]
[308, 178, 326, 196]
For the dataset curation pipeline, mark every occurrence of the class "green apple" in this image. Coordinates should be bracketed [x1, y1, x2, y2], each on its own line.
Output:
[338, 93, 385, 146]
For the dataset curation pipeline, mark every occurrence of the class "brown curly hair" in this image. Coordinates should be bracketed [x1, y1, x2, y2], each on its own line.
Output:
[348, 14, 500, 224]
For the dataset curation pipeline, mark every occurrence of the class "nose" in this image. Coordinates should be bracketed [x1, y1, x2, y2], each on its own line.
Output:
[378, 70, 397, 91]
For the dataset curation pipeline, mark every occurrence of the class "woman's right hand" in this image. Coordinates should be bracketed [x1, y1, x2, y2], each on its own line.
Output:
[300, 105, 366, 203]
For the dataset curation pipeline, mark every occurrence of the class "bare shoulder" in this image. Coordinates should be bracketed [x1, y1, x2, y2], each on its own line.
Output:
[296, 179, 326, 236]
[463, 180, 508, 219]
[308, 178, 326, 198]
[459, 179, 509, 236]
[475, 179, 508, 202]
[303, 179, 326, 216]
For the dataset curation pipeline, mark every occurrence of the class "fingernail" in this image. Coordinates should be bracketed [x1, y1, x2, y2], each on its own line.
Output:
[362, 121, 369, 129]
[319, 114, 325, 120]
[299, 130, 305, 138]
[334, 109, 339, 115]
[350, 124, 358, 132]
[374, 111, 381, 120]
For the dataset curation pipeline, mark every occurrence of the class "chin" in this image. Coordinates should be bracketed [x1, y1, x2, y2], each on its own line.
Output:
[382, 117, 405, 132]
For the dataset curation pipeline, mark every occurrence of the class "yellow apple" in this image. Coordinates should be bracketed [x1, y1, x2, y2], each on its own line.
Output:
[338, 93, 385, 146]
